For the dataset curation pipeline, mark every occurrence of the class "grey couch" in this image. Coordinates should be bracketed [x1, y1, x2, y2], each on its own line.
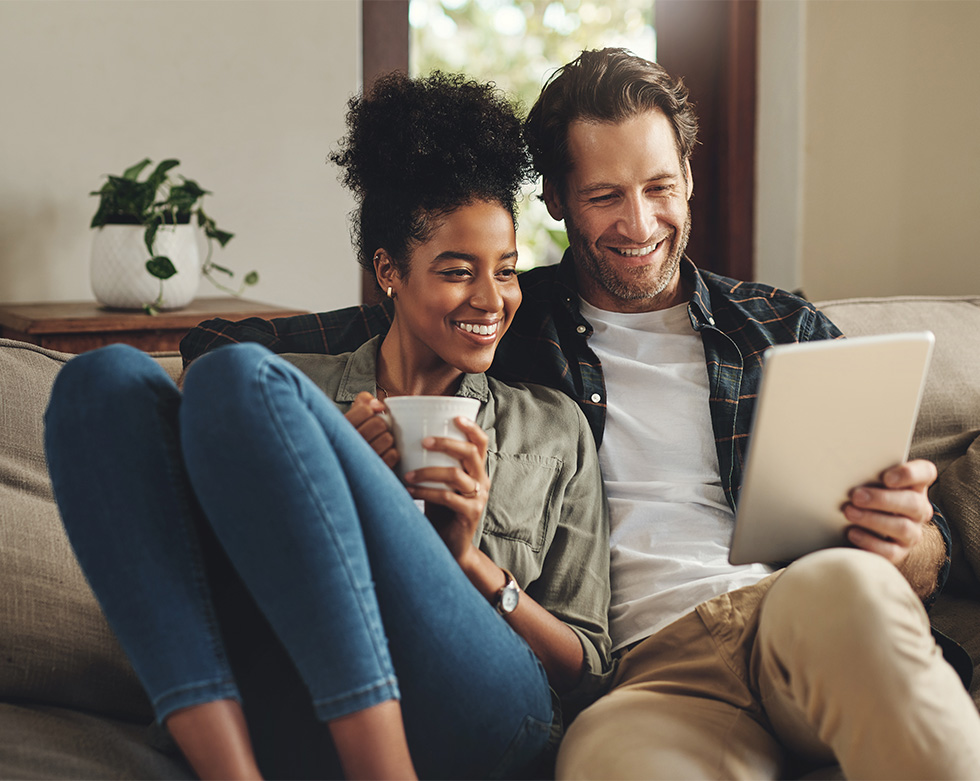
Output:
[1, 294, 978, 778]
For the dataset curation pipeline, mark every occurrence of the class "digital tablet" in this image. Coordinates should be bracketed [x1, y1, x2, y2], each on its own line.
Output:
[728, 331, 935, 566]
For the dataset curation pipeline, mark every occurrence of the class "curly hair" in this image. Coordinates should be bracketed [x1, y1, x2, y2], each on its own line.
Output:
[330, 71, 535, 280]
[525, 48, 699, 195]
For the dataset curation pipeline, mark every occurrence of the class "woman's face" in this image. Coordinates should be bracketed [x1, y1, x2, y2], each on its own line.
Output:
[387, 200, 522, 376]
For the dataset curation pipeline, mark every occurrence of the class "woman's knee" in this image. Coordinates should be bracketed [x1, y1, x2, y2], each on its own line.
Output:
[47, 343, 169, 428]
[51, 343, 150, 397]
[183, 343, 271, 393]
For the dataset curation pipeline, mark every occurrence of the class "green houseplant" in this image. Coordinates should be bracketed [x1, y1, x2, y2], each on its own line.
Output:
[90, 158, 258, 314]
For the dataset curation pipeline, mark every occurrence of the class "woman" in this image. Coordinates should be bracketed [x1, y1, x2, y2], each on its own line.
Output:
[44, 72, 610, 780]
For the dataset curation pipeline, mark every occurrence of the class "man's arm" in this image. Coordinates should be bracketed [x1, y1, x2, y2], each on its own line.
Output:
[178, 302, 395, 367]
[844, 459, 946, 601]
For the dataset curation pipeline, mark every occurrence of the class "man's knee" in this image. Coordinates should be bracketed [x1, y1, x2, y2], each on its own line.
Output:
[759, 547, 928, 665]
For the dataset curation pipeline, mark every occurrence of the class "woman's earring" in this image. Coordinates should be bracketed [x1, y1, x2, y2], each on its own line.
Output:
[387, 286, 393, 299]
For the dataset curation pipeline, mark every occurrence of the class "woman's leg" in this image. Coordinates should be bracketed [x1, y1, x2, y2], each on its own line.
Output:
[180, 344, 554, 779]
[43, 345, 259, 779]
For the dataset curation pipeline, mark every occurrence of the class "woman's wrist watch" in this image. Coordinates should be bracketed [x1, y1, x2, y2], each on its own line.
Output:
[495, 568, 520, 615]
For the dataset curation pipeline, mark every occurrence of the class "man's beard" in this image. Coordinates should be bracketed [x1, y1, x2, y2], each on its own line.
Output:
[566, 207, 692, 305]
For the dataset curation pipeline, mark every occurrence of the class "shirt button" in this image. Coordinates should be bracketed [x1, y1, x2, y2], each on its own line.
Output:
[590, 393, 601, 403]
[576, 325, 587, 334]
[708, 317, 716, 326]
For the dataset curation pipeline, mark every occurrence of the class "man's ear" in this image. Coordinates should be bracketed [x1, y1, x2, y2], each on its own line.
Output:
[373, 250, 398, 296]
[685, 159, 694, 201]
[542, 179, 565, 221]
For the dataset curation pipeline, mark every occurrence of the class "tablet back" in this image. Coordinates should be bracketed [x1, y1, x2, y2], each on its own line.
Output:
[728, 331, 935, 566]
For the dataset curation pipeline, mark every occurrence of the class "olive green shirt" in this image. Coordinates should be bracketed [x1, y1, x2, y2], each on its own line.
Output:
[282, 336, 612, 710]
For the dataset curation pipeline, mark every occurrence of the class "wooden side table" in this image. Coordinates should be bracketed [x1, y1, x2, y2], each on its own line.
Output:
[0, 298, 308, 354]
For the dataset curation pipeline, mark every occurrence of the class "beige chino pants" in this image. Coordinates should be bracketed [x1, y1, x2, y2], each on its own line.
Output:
[557, 548, 980, 780]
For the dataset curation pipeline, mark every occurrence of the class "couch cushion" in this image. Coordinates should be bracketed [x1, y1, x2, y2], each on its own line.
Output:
[0, 702, 192, 780]
[0, 339, 152, 721]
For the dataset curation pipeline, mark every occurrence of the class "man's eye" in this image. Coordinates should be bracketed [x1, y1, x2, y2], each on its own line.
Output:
[590, 194, 616, 204]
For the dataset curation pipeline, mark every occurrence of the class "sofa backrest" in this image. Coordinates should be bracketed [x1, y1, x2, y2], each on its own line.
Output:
[0, 339, 179, 722]
[816, 295, 980, 476]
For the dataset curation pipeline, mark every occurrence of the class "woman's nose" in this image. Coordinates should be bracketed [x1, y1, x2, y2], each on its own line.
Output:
[471, 276, 504, 311]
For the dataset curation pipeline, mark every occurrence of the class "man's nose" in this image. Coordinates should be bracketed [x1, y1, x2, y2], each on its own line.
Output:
[618, 193, 656, 242]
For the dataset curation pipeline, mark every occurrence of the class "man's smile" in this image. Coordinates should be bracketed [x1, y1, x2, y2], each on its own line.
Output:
[607, 234, 670, 262]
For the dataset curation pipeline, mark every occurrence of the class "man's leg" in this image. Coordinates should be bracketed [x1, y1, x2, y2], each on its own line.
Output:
[557, 597, 785, 781]
[754, 547, 980, 779]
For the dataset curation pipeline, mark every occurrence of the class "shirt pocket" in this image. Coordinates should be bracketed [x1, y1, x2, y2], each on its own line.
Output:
[483, 451, 563, 554]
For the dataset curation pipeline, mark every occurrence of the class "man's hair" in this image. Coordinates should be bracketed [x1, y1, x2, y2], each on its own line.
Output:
[525, 48, 699, 191]
[330, 71, 534, 280]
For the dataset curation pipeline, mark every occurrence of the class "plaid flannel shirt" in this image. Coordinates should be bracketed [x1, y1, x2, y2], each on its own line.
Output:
[180, 253, 951, 591]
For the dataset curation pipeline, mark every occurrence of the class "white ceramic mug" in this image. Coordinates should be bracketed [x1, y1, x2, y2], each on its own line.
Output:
[383, 396, 481, 487]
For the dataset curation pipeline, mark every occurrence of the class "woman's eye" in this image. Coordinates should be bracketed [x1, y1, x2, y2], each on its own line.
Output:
[441, 269, 471, 278]
[497, 268, 517, 279]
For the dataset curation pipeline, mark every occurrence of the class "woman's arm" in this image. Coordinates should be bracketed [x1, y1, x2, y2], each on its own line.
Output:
[457, 545, 586, 694]
[405, 416, 590, 694]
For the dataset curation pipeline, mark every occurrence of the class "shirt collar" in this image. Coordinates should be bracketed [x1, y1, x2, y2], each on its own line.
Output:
[682, 257, 717, 329]
[336, 335, 490, 403]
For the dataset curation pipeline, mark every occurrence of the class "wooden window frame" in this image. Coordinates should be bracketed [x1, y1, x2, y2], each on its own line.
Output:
[361, 0, 410, 304]
[656, 0, 758, 282]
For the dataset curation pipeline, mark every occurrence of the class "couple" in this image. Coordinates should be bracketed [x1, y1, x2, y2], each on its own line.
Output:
[48, 50, 980, 780]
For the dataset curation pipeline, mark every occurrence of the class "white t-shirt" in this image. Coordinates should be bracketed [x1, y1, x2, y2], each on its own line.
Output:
[580, 300, 772, 651]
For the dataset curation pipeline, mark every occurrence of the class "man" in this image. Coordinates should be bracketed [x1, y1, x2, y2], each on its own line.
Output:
[181, 49, 980, 778]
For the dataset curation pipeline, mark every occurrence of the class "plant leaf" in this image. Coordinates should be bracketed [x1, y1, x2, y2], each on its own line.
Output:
[146, 256, 178, 280]
[144, 222, 161, 255]
[206, 227, 234, 247]
[147, 159, 180, 193]
[244, 271, 259, 286]
[122, 158, 153, 181]
[166, 184, 201, 216]
[176, 177, 209, 200]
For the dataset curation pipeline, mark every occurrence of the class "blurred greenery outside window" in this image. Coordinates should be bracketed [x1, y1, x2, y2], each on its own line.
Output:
[409, 0, 656, 269]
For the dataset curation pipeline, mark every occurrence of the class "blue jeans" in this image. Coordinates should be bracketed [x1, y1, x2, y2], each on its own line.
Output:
[44, 343, 553, 779]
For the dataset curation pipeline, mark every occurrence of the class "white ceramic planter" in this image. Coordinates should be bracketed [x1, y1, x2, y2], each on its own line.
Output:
[90, 223, 202, 310]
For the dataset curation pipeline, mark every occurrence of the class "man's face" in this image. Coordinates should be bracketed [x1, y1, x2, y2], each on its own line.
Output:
[544, 109, 693, 313]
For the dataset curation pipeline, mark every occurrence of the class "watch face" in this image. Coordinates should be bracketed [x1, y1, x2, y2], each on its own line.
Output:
[500, 584, 519, 613]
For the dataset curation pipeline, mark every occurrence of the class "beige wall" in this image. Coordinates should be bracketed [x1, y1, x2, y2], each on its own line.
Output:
[0, 0, 361, 313]
[800, 0, 980, 300]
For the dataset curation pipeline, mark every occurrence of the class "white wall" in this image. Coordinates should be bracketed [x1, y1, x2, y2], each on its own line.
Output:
[0, 0, 361, 313]
[758, 0, 980, 302]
